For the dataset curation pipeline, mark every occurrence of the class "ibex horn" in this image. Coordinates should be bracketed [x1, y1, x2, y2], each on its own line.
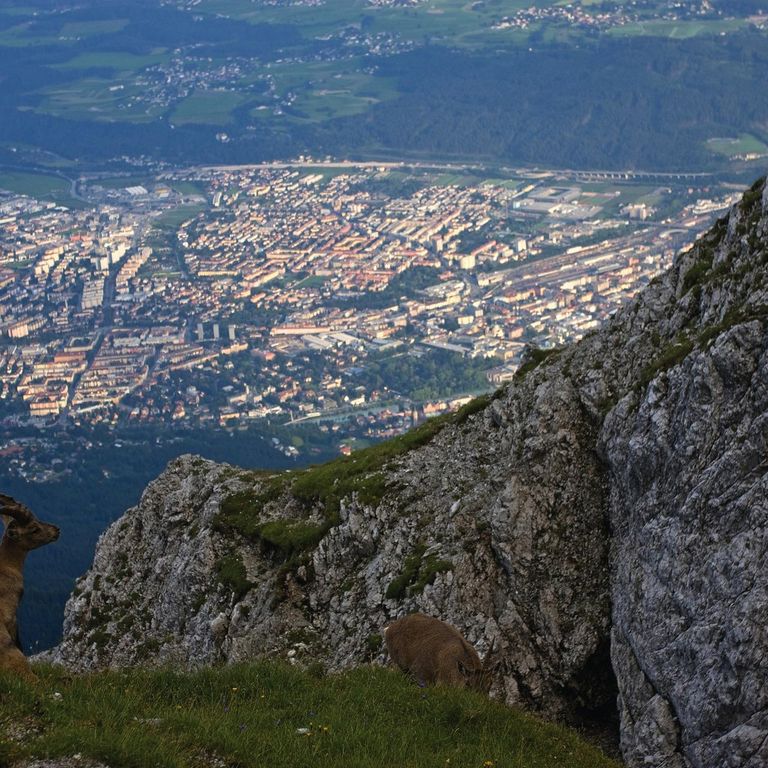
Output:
[0, 494, 34, 523]
[483, 637, 498, 667]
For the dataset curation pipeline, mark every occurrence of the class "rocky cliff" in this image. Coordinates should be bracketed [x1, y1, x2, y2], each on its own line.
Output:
[53, 178, 768, 768]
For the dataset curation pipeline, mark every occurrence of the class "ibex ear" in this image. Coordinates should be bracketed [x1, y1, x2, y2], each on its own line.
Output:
[482, 638, 505, 674]
[0, 495, 33, 524]
[482, 637, 497, 665]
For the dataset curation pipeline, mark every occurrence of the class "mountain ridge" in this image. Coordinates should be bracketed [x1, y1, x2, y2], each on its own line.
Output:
[51, 177, 768, 768]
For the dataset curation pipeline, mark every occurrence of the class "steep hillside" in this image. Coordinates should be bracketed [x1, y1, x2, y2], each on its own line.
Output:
[51, 178, 768, 768]
[0, 663, 619, 768]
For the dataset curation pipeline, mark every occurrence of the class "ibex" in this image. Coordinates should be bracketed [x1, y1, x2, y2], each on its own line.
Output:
[0, 494, 59, 680]
[384, 612, 499, 693]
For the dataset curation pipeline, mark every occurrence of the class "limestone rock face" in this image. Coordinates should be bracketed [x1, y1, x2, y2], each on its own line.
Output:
[53, 178, 768, 767]
[600, 180, 768, 768]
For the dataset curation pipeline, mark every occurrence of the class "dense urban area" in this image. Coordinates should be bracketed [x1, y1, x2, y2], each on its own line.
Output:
[0, 161, 738, 480]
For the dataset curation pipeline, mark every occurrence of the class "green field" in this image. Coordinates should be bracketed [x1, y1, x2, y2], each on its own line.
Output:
[92, 175, 153, 190]
[0, 21, 75, 47]
[170, 180, 209, 196]
[295, 274, 330, 289]
[0, 663, 620, 768]
[36, 78, 161, 123]
[198, 0, 548, 47]
[606, 18, 749, 38]
[59, 19, 129, 38]
[0, 6, 38, 16]
[171, 90, 249, 126]
[57, 50, 169, 71]
[0, 171, 69, 199]
[707, 134, 768, 158]
[261, 59, 399, 123]
[153, 204, 208, 230]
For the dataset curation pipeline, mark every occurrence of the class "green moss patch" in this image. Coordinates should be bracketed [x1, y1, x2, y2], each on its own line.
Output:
[638, 336, 694, 390]
[215, 553, 252, 600]
[515, 347, 563, 380]
[385, 544, 453, 600]
[214, 392, 498, 559]
[697, 304, 768, 348]
[255, 518, 335, 561]
[682, 250, 714, 294]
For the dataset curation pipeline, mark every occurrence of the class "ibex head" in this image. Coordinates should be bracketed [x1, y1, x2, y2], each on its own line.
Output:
[462, 638, 502, 693]
[0, 494, 59, 551]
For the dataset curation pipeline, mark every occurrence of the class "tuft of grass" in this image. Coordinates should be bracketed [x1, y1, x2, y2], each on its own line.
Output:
[213, 475, 292, 538]
[0, 663, 620, 768]
[697, 304, 768, 348]
[741, 176, 765, 212]
[638, 336, 694, 391]
[289, 390, 499, 513]
[365, 633, 383, 656]
[217, 392, 497, 534]
[255, 518, 336, 561]
[411, 554, 454, 594]
[214, 553, 252, 600]
[385, 544, 453, 600]
[681, 250, 713, 294]
[515, 347, 563, 380]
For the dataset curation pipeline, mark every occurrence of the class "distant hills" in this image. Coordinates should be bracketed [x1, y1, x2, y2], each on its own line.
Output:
[0, 1, 767, 173]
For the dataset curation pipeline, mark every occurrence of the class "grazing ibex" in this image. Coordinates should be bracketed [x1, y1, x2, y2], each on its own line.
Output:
[0, 494, 59, 680]
[384, 612, 499, 693]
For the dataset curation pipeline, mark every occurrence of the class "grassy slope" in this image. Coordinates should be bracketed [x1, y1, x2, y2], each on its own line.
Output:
[0, 663, 620, 768]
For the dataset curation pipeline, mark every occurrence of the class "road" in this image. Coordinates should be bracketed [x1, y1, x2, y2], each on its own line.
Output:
[193, 159, 715, 184]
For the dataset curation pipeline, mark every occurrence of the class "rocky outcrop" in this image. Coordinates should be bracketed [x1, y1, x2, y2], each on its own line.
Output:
[601, 180, 768, 768]
[53, 179, 768, 767]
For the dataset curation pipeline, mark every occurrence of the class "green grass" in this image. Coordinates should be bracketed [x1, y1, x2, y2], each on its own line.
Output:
[0, 22, 67, 48]
[638, 336, 694, 391]
[286, 393, 495, 513]
[606, 17, 747, 38]
[514, 347, 563, 380]
[215, 553, 252, 600]
[385, 544, 453, 600]
[681, 250, 714, 294]
[0, 663, 620, 768]
[153, 204, 207, 230]
[251, 518, 336, 561]
[171, 180, 207, 196]
[214, 394, 497, 550]
[295, 274, 329, 289]
[0, 17, 130, 46]
[707, 134, 768, 159]
[0, 6, 37, 17]
[57, 51, 169, 71]
[35, 78, 163, 123]
[0, 171, 68, 198]
[260, 59, 398, 124]
[59, 19, 129, 38]
[697, 305, 768, 348]
[171, 90, 249, 126]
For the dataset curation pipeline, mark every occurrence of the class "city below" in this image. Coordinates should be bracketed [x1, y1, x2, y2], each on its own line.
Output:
[0, 160, 740, 480]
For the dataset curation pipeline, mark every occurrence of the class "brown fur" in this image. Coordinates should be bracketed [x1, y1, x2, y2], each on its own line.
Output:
[0, 494, 59, 680]
[384, 613, 496, 693]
